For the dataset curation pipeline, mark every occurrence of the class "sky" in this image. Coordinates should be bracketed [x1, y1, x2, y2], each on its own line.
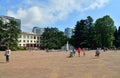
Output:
[0, 0, 120, 32]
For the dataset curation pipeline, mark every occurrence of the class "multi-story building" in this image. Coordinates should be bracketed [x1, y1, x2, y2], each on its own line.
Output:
[18, 32, 42, 49]
[32, 27, 45, 34]
[0, 15, 21, 30]
[64, 27, 73, 38]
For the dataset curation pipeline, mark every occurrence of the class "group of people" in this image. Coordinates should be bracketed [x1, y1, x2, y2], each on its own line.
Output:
[68, 47, 86, 58]
[68, 47, 100, 58]
[3, 47, 100, 63]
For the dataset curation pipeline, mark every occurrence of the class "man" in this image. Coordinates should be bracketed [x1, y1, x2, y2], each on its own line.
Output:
[5, 47, 11, 62]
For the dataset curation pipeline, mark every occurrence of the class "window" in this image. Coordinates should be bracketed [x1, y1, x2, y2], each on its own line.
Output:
[37, 41, 39, 43]
[19, 40, 21, 42]
[23, 35, 26, 39]
[34, 36, 36, 39]
[18, 35, 22, 38]
[40, 37, 42, 39]
[37, 37, 39, 39]
[27, 35, 29, 39]
[31, 36, 33, 39]
[27, 40, 29, 43]
[40, 41, 42, 44]
[23, 44, 26, 46]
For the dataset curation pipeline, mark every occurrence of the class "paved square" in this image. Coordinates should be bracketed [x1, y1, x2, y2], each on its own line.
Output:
[0, 50, 120, 78]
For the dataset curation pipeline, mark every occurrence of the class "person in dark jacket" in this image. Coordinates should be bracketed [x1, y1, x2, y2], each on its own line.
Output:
[95, 48, 100, 57]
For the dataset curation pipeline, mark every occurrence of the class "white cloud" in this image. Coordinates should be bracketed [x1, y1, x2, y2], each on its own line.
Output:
[6, 0, 109, 31]
[84, 0, 109, 10]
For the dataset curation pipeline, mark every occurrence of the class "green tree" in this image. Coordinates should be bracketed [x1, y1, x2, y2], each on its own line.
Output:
[88, 25, 98, 49]
[113, 27, 118, 48]
[71, 20, 88, 48]
[0, 17, 21, 50]
[86, 16, 94, 48]
[94, 15, 115, 48]
[86, 16, 93, 28]
[41, 27, 68, 49]
[113, 26, 120, 48]
[70, 16, 94, 48]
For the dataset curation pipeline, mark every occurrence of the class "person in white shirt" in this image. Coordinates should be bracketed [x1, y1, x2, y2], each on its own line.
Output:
[5, 47, 11, 62]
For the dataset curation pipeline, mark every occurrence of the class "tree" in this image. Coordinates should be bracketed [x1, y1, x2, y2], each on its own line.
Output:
[0, 17, 21, 50]
[113, 26, 120, 48]
[86, 16, 94, 48]
[88, 25, 98, 49]
[71, 19, 88, 48]
[86, 16, 93, 28]
[41, 27, 68, 49]
[94, 15, 115, 48]
[70, 16, 94, 48]
[113, 27, 118, 47]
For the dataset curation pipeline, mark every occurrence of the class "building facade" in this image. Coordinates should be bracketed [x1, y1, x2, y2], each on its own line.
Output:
[32, 27, 45, 34]
[64, 27, 73, 38]
[0, 15, 21, 30]
[18, 32, 42, 49]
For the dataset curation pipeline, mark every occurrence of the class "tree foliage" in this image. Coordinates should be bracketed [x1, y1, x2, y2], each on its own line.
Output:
[95, 15, 115, 48]
[70, 16, 94, 48]
[71, 15, 116, 49]
[0, 17, 21, 50]
[113, 27, 120, 48]
[71, 20, 88, 48]
[41, 27, 68, 49]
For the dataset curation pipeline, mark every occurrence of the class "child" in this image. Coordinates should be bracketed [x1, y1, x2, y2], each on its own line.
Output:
[77, 47, 81, 57]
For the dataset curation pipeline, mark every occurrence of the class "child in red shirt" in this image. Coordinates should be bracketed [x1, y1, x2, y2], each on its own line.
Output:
[77, 47, 81, 57]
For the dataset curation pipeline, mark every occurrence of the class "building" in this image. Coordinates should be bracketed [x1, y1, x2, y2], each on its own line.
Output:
[0, 15, 21, 30]
[64, 27, 73, 38]
[18, 32, 42, 49]
[32, 27, 45, 34]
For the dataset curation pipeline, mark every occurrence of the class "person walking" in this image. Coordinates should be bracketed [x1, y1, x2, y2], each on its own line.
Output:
[82, 48, 85, 56]
[77, 47, 81, 57]
[4, 47, 11, 63]
[68, 49, 73, 58]
[73, 48, 76, 56]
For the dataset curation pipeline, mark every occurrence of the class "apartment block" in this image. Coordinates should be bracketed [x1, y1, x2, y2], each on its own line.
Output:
[18, 32, 42, 49]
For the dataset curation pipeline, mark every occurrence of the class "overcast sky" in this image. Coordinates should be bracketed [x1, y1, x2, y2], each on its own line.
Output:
[0, 0, 120, 32]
